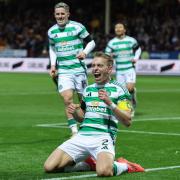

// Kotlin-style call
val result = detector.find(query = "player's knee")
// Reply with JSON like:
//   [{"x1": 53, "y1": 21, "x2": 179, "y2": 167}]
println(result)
[
  {"x1": 96, "y1": 166, "x2": 113, "y2": 177},
  {"x1": 127, "y1": 86, "x2": 134, "y2": 93},
  {"x1": 62, "y1": 96, "x2": 73, "y2": 105},
  {"x1": 126, "y1": 83, "x2": 135, "y2": 93},
  {"x1": 44, "y1": 162, "x2": 54, "y2": 173}
]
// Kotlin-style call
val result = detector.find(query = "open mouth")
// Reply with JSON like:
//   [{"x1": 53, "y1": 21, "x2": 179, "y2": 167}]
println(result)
[
  {"x1": 57, "y1": 19, "x2": 65, "y2": 23},
  {"x1": 94, "y1": 73, "x2": 101, "y2": 79},
  {"x1": 58, "y1": 19, "x2": 64, "y2": 22}
]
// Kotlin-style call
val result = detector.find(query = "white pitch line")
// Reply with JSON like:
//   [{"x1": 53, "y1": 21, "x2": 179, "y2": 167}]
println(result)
[
  {"x1": 41, "y1": 165, "x2": 180, "y2": 180},
  {"x1": 1, "y1": 88, "x2": 180, "y2": 96},
  {"x1": 0, "y1": 91, "x2": 56, "y2": 96},
  {"x1": 36, "y1": 118, "x2": 180, "y2": 136},
  {"x1": 37, "y1": 125, "x2": 68, "y2": 128},
  {"x1": 118, "y1": 129, "x2": 180, "y2": 136},
  {"x1": 36, "y1": 116, "x2": 180, "y2": 127},
  {"x1": 145, "y1": 165, "x2": 180, "y2": 172},
  {"x1": 42, "y1": 174, "x2": 97, "y2": 180},
  {"x1": 37, "y1": 124, "x2": 180, "y2": 136},
  {"x1": 138, "y1": 89, "x2": 180, "y2": 93},
  {"x1": 134, "y1": 116, "x2": 180, "y2": 121},
  {"x1": 36, "y1": 123, "x2": 68, "y2": 128}
]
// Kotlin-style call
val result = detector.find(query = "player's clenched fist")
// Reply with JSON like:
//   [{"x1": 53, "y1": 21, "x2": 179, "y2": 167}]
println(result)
[
  {"x1": 98, "y1": 89, "x2": 112, "y2": 106},
  {"x1": 68, "y1": 103, "x2": 80, "y2": 114}
]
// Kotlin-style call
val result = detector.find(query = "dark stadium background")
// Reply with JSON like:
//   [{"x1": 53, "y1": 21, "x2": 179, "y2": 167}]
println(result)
[{"x1": 0, "y1": 0, "x2": 179, "y2": 57}]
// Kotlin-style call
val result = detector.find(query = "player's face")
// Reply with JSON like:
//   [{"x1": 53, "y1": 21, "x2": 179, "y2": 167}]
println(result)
[
  {"x1": 54, "y1": 7, "x2": 69, "y2": 27},
  {"x1": 115, "y1": 23, "x2": 126, "y2": 37},
  {"x1": 92, "y1": 57, "x2": 112, "y2": 84}
]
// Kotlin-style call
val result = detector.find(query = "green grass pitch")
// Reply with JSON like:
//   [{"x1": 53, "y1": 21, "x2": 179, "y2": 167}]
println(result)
[{"x1": 0, "y1": 73, "x2": 180, "y2": 180}]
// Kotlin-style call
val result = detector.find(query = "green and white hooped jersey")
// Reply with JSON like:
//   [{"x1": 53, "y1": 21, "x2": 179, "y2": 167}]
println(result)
[
  {"x1": 48, "y1": 20, "x2": 89, "y2": 74},
  {"x1": 105, "y1": 36, "x2": 138, "y2": 74},
  {"x1": 79, "y1": 80, "x2": 131, "y2": 140}
]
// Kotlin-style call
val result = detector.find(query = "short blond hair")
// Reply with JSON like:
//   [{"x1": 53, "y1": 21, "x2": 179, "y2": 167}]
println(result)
[
  {"x1": 94, "y1": 51, "x2": 114, "y2": 67},
  {"x1": 54, "y1": 2, "x2": 70, "y2": 12}
]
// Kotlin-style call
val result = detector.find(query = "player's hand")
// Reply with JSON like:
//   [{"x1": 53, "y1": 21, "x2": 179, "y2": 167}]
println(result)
[
  {"x1": 50, "y1": 65, "x2": 57, "y2": 78},
  {"x1": 76, "y1": 51, "x2": 86, "y2": 60},
  {"x1": 132, "y1": 59, "x2": 137, "y2": 64},
  {"x1": 68, "y1": 103, "x2": 80, "y2": 114},
  {"x1": 98, "y1": 89, "x2": 112, "y2": 105}
]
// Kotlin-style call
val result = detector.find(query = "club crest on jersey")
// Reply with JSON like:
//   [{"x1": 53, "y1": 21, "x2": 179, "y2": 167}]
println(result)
[
  {"x1": 60, "y1": 41, "x2": 68, "y2": 46},
  {"x1": 91, "y1": 101, "x2": 99, "y2": 106}
]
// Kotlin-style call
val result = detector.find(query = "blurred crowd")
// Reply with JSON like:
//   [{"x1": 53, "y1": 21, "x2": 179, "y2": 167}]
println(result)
[{"x1": 0, "y1": 0, "x2": 180, "y2": 57}]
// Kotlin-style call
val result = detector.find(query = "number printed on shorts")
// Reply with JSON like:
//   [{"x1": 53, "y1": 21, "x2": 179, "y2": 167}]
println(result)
[
  {"x1": 101, "y1": 139, "x2": 109, "y2": 150},
  {"x1": 82, "y1": 80, "x2": 87, "y2": 89}
]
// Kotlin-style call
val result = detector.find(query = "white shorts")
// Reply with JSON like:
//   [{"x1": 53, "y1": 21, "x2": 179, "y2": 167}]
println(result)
[
  {"x1": 58, "y1": 134, "x2": 115, "y2": 163},
  {"x1": 116, "y1": 69, "x2": 136, "y2": 84},
  {"x1": 58, "y1": 73, "x2": 87, "y2": 94}
]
